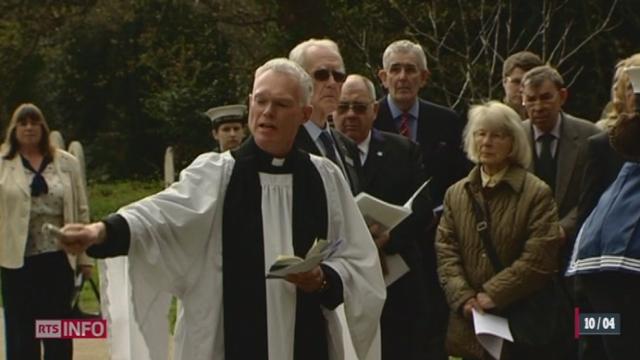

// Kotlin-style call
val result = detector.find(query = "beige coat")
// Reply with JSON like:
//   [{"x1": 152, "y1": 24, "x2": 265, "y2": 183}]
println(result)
[
  {"x1": 436, "y1": 165, "x2": 561, "y2": 359},
  {"x1": 0, "y1": 148, "x2": 90, "y2": 269}
]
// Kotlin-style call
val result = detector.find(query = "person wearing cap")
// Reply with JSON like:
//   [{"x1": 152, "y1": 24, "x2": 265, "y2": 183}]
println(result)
[
  {"x1": 55, "y1": 58, "x2": 385, "y2": 360},
  {"x1": 206, "y1": 104, "x2": 247, "y2": 152}
]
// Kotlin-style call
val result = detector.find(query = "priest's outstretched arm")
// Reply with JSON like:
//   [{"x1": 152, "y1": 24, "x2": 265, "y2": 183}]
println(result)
[{"x1": 59, "y1": 214, "x2": 343, "y2": 308}]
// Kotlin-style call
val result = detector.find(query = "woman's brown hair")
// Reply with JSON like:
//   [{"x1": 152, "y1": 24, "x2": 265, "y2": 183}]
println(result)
[{"x1": 2, "y1": 103, "x2": 55, "y2": 160}]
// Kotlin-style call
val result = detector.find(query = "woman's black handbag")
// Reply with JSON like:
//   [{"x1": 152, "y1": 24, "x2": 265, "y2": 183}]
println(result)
[{"x1": 465, "y1": 184, "x2": 571, "y2": 346}]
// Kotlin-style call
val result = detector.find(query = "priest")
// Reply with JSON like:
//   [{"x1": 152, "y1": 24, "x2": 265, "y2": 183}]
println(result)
[{"x1": 58, "y1": 58, "x2": 385, "y2": 360}]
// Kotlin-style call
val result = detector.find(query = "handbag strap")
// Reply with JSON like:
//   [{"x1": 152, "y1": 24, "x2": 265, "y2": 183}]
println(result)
[
  {"x1": 464, "y1": 183, "x2": 505, "y2": 272},
  {"x1": 72, "y1": 277, "x2": 101, "y2": 308}
]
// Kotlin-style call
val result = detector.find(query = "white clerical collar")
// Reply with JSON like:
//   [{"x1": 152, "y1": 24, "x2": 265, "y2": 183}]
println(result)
[
  {"x1": 357, "y1": 131, "x2": 372, "y2": 164},
  {"x1": 271, "y1": 157, "x2": 285, "y2": 167},
  {"x1": 481, "y1": 165, "x2": 509, "y2": 188}
]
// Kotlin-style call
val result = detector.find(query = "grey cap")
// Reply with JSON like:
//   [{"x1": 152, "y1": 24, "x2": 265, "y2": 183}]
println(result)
[{"x1": 205, "y1": 104, "x2": 247, "y2": 129}]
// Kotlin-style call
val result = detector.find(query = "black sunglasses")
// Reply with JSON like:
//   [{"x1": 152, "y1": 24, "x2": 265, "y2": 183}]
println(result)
[
  {"x1": 313, "y1": 68, "x2": 347, "y2": 83},
  {"x1": 336, "y1": 102, "x2": 373, "y2": 114}
]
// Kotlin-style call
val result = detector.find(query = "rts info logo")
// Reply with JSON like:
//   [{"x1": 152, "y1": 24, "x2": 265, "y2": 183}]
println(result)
[{"x1": 35, "y1": 319, "x2": 107, "y2": 339}]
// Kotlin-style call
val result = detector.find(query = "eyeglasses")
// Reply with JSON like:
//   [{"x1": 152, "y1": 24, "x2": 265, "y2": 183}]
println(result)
[
  {"x1": 336, "y1": 101, "x2": 373, "y2": 114},
  {"x1": 313, "y1": 68, "x2": 347, "y2": 83}
]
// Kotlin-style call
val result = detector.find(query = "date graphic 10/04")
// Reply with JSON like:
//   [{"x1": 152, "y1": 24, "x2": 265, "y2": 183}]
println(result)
[{"x1": 577, "y1": 312, "x2": 621, "y2": 336}]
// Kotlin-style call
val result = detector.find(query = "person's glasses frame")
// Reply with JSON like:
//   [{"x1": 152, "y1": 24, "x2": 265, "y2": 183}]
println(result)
[
  {"x1": 313, "y1": 68, "x2": 347, "y2": 83},
  {"x1": 336, "y1": 101, "x2": 375, "y2": 115}
]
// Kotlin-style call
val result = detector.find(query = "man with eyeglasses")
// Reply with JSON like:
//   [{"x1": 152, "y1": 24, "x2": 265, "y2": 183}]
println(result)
[
  {"x1": 334, "y1": 74, "x2": 431, "y2": 360},
  {"x1": 521, "y1": 65, "x2": 600, "y2": 245},
  {"x1": 521, "y1": 65, "x2": 600, "y2": 360},
  {"x1": 373, "y1": 39, "x2": 467, "y2": 360},
  {"x1": 289, "y1": 38, "x2": 361, "y2": 194},
  {"x1": 502, "y1": 51, "x2": 543, "y2": 120}
]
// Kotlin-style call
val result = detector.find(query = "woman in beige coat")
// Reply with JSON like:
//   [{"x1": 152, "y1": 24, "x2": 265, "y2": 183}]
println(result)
[
  {"x1": 436, "y1": 101, "x2": 563, "y2": 359},
  {"x1": 0, "y1": 103, "x2": 91, "y2": 359}
]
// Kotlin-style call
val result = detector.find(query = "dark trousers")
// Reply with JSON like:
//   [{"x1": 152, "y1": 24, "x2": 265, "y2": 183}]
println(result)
[
  {"x1": 380, "y1": 267, "x2": 431, "y2": 360},
  {"x1": 579, "y1": 271, "x2": 640, "y2": 360},
  {"x1": 1, "y1": 251, "x2": 74, "y2": 360}
]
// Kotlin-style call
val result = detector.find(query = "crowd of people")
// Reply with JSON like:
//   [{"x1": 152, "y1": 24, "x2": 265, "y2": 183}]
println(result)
[{"x1": 1, "y1": 37, "x2": 638, "y2": 360}]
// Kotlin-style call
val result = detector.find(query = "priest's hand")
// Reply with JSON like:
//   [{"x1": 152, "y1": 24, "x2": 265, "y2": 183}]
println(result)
[
  {"x1": 58, "y1": 222, "x2": 106, "y2": 255},
  {"x1": 286, "y1": 266, "x2": 325, "y2": 293}
]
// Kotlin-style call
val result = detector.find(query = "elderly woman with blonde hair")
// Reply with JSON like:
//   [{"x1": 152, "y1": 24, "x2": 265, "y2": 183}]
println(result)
[{"x1": 436, "y1": 101, "x2": 566, "y2": 359}]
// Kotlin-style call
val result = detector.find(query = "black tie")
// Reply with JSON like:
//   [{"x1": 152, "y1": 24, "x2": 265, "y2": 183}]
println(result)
[
  {"x1": 319, "y1": 131, "x2": 339, "y2": 165},
  {"x1": 537, "y1": 133, "x2": 556, "y2": 189}
]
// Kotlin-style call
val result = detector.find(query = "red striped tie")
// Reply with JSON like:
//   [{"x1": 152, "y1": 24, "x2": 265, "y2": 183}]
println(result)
[{"x1": 399, "y1": 112, "x2": 411, "y2": 138}]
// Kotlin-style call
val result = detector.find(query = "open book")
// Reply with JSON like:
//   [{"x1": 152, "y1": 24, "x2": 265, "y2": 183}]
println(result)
[
  {"x1": 354, "y1": 178, "x2": 431, "y2": 232},
  {"x1": 472, "y1": 308, "x2": 514, "y2": 360},
  {"x1": 266, "y1": 238, "x2": 341, "y2": 279}
]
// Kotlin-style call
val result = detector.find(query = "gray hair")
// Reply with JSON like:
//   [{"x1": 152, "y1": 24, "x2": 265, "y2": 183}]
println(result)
[
  {"x1": 345, "y1": 74, "x2": 377, "y2": 101},
  {"x1": 522, "y1": 65, "x2": 564, "y2": 89},
  {"x1": 463, "y1": 101, "x2": 532, "y2": 168},
  {"x1": 382, "y1": 40, "x2": 428, "y2": 70},
  {"x1": 288, "y1": 38, "x2": 343, "y2": 71},
  {"x1": 255, "y1": 58, "x2": 314, "y2": 106}
]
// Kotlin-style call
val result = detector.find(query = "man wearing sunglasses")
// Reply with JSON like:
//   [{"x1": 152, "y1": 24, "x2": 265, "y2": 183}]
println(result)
[
  {"x1": 334, "y1": 74, "x2": 431, "y2": 360},
  {"x1": 289, "y1": 38, "x2": 361, "y2": 194},
  {"x1": 374, "y1": 39, "x2": 468, "y2": 360}
]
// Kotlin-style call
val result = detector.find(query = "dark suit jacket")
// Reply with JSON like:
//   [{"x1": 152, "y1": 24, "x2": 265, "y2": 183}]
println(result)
[
  {"x1": 294, "y1": 124, "x2": 361, "y2": 194},
  {"x1": 577, "y1": 131, "x2": 625, "y2": 228},
  {"x1": 360, "y1": 129, "x2": 430, "y2": 359},
  {"x1": 361, "y1": 129, "x2": 428, "y2": 269},
  {"x1": 375, "y1": 98, "x2": 461, "y2": 349},
  {"x1": 374, "y1": 97, "x2": 469, "y2": 206},
  {"x1": 523, "y1": 113, "x2": 601, "y2": 240}
]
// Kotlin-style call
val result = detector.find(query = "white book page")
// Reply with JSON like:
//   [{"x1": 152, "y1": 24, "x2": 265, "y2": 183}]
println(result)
[
  {"x1": 472, "y1": 308, "x2": 514, "y2": 359},
  {"x1": 403, "y1": 177, "x2": 431, "y2": 209},
  {"x1": 383, "y1": 253, "x2": 410, "y2": 286},
  {"x1": 354, "y1": 193, "x2": 411, "y2": 232}
]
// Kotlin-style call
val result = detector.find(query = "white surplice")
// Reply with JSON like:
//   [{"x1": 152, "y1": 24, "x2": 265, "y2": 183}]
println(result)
[{"x1": 102, "y1": 151, "x2": 385, "y2": 360}]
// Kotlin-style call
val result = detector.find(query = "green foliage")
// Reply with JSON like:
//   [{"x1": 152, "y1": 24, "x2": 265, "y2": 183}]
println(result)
[
  {"x1": 40, "y1": 1, "x2": 237, "y2": 178},
  {"x1": 2, "y1": 0, "x2": 640, "y2": 177}
]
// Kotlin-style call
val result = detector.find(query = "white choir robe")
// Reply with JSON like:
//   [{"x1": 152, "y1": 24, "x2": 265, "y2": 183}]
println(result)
[{"x1": 100, "y1": 151, "x2": 386, "y2": 360}]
